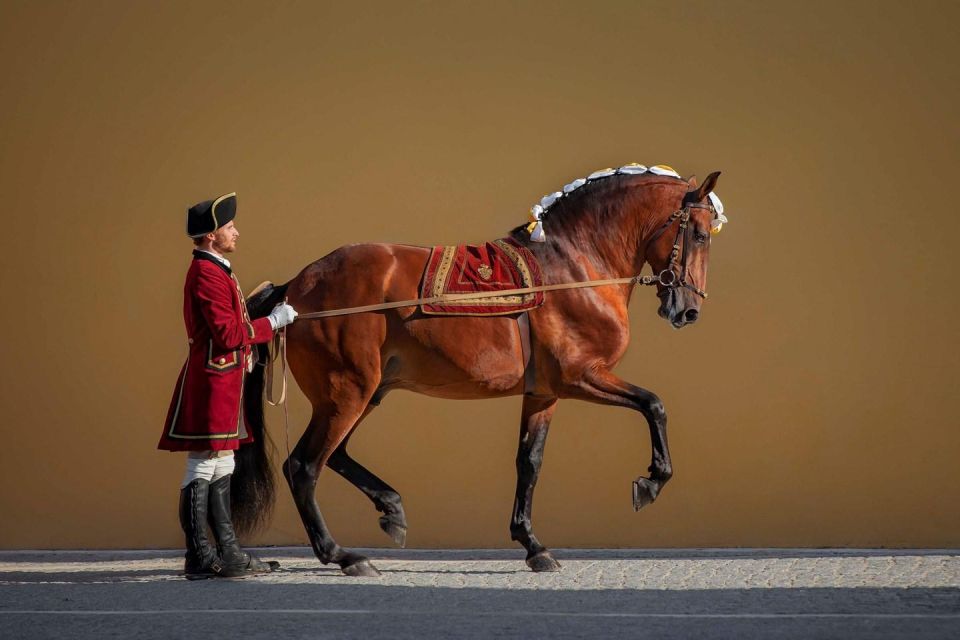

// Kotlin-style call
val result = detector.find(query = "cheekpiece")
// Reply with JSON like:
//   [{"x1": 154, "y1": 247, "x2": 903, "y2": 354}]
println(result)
[{"x1": 187, "y1": 192, "x2": 237, "y2": 237}]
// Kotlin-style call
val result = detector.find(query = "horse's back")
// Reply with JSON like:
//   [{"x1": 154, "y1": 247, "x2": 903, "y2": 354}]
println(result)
[
  {"x1": 285, "y1": 242, "x2": 526, "y2": 399},
  {"x1": 287, "y1": 243, "x2": 430, "y2": 309}
]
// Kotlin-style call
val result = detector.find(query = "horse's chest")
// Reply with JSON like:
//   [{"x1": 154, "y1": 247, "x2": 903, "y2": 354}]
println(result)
[{"x1": 541, "y1": 305, "x2": 631, "y2": 368}]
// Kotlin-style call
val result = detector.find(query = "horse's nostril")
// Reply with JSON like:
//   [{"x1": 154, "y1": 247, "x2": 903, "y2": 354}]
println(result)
[{"x1": 684, "y1": 309, "x2": 699, "y2": 323}]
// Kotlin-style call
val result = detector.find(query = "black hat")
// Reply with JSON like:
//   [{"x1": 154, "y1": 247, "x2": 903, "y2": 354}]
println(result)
[{"x1": 186, "y1": 192, "x2": 237, "y2": 237}]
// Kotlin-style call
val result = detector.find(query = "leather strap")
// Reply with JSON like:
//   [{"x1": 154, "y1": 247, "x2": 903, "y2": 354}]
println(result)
[
  {"x1": 266, "y1": 322, "x2": 287, "y2": 407},
  {"x1": 296, "y1": 274, "x2": 645, "y2": 320},
  {"x1": 516, "y1": 312, "x2": 535, "y2": 394},
  {"x1": 294, "y1": 205, "x2": 714, "y2": 322}
]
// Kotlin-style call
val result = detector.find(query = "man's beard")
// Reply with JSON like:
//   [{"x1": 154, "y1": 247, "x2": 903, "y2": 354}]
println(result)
[{"x1": 213, "y1": 238, "x2": 235, "y2": 253}]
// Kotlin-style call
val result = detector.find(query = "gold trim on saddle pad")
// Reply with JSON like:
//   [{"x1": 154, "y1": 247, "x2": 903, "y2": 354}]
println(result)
[{"x1": 422, "y1": 239, "x2": 541, "y2": 316}]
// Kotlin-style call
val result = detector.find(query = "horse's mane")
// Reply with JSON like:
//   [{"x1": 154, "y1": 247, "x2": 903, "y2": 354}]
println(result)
[{"x1": 509, "y1": 167, "x2": 689, "y2": 239}]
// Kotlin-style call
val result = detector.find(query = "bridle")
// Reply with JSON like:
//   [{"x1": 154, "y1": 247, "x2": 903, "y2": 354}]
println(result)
[{"x1": 639, "y1": 202, "x2": 714, "y2": 299}]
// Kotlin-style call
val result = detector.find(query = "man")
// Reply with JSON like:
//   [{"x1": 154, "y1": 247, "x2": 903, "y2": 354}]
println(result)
[{"x1": 158, "y1": 192, "x2": 298, "y2": 579}]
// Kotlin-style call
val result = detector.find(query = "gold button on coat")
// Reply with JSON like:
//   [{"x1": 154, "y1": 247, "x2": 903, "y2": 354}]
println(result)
[{"x1": 218, "y1": 357, "x2": 226, "y2": 364}]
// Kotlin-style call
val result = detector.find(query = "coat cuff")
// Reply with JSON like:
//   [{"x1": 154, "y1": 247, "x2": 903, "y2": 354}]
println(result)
[{"x1": 249, "y1": 316, "x2": 274, "y2": 344}]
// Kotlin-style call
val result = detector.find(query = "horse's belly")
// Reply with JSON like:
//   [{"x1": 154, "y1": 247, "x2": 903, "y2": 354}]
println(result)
[{"x1": 389, "y1": 315, "x2": 525, "y2": 396}]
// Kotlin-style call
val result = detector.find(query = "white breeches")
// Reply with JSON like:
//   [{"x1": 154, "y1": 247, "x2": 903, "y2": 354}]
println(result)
[{"x1": 181, "y1": 451, "x2": 235, "y2": 488}]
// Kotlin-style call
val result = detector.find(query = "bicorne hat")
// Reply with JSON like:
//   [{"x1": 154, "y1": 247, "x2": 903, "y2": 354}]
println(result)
[{"x1": 186, "y1": 192, "x2": 237, "y2": 237}]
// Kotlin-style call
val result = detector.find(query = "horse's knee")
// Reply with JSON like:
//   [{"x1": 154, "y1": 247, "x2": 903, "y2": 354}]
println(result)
[{"x1": 640, "y1": 394, "x2": 666, "y2": 424}]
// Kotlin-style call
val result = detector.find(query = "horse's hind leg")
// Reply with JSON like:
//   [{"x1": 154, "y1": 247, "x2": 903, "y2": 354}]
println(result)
[
  {"x1": 510, "y1": 395, "x2": 561, "y2": 572},
  {"x1": 327, "y1": 415, "x2": 408, "y2": 547},
  {"x1": 284, "y1": 383, "x2": 382, "y2": 577}
]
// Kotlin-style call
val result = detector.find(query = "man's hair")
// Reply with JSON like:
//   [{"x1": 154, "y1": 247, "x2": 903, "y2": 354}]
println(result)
[{"x1": 192, "y1": 235, "x2": 205, "y2": 246}]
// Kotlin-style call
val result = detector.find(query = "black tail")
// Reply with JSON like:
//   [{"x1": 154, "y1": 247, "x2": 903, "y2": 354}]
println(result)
[{"x1": 232, "y1": 281, "x2": 290, "y2": 536}]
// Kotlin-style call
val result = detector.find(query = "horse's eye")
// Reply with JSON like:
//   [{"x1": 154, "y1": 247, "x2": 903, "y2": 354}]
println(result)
[{"x1": 694, "y1": 231, "x2": 709, "y2": 245}]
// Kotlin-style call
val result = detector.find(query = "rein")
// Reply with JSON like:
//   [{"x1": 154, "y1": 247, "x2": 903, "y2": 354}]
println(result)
[
  {"x1": 294, "y1": 273, "x2": 663, "y2": 320},
  {"x1": 265, "y1": 306, "x2": 294, "y2": 491},
  {"x1": 293, "y1": 204, "x2": 711, "y2": 322}
]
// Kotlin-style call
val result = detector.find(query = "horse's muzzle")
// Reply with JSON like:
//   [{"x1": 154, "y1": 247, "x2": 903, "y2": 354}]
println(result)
[{"x1": 659, "y1": 289, "x2": 699, "y2": 329}]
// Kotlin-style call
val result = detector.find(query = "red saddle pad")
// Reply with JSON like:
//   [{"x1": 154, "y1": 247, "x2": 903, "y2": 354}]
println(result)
[{"x1": 419, "y1": 238, "x2": 544, "y2": 316}]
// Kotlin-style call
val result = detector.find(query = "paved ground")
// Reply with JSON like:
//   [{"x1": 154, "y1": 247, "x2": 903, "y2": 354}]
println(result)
[{"x1": 1, "y1": 548, "x2": 958, "y2": 639}]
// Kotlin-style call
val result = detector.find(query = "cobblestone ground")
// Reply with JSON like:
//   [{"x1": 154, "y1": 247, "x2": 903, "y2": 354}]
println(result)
[{"x1": 1, "y1": 549, "x2": 958, "y2": 639}]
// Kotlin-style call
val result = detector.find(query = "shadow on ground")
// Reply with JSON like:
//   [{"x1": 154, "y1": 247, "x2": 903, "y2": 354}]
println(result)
[{"x1": 1, "y1": 549, "x2": 958, "y2": 639}]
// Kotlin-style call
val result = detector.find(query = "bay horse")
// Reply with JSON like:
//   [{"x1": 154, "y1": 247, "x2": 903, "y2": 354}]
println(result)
[{"x1": 234, "y1": 168, "x2": 722, "y2": 576}]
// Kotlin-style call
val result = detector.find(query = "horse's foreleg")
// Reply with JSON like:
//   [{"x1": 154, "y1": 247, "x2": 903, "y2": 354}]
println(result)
[
  {"x1": 510, "y1": 394, "x2": 560, "y2": 572},
  {"x1": 327, "y1": 420, "x2": 408, "y2": 548},
  {"x1": 572, "y1": 370, "x2": 672, "y2": 511},
  {"x1": 284, "y1": 397, "x2": 381, "y2": 577}
]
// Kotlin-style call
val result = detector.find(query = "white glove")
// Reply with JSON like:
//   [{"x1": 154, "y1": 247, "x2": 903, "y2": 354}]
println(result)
[{"x1": 268, "y1": 302, "x2": 298, "y2": 330}]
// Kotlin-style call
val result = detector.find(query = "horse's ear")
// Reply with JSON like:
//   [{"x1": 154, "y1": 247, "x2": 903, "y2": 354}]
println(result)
[
  {"x1": 685, "y1": 175, "x2": 698, "y2": 188},
  {"x1": 686, "y1": 171, "x2": 720, "y2": 203},
  {"x1": 698, "y1": 171, "x2": 721, "y2": 199}
]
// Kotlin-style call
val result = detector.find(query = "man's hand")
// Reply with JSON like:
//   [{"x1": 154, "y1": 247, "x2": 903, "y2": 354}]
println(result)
[{"x1": 268, "y1": 302, "x2": 298, "y2": 330}]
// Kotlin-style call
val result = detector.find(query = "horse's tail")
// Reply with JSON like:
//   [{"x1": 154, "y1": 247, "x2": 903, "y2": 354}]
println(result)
[{"x1": 232, "y1": 280, "x2": 290, "y2": 536}]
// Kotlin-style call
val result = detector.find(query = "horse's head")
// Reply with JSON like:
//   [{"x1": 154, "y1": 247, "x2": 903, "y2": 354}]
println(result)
[{"x1": 646, "y1": 171, "x2": 721, "y2": 329}]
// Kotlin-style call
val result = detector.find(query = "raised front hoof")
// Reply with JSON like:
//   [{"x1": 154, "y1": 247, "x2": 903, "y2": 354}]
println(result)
[
  {"x1": 632, "y1": 477, "x2": 661, "y2": 511},
  {"x1": 340, "y1": 557, "x2": 382, "y2": 577},
  {"x1": 526, "y1": 551, "x2": 561, "y2": 572},
  {"x1": 379, "y1": 516, "x2": 408, "y2": 548}
]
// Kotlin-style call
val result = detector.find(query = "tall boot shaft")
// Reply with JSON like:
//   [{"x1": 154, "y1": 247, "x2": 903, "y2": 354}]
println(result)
[
  {"x1": 179, "y1": 479, "x2": 217, "y2": 578},
  {"x1": 207, "y1": 474, "x2": 278, "y2": 576},
  {"x1": 207, "y1": 475, "x2": 243, "y2": 564}
]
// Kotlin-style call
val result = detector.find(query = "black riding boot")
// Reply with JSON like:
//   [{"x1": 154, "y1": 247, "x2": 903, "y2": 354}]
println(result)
[
  {"x1": 207, "y1": 475, "x2": 280, "y2": 577},
  {"x1": 179, "y1": 479, "x2": 219, "y2": 580}
]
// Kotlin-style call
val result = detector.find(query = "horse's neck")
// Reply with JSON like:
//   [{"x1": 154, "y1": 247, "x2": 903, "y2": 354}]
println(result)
[{"x1": 551, "y1": 187, "x2": 676, "y2": 279}]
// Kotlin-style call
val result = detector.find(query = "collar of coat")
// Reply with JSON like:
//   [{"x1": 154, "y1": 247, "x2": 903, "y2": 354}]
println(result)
[{"x1": 192, "y1": 249, "x2": 232, "y2": 276}]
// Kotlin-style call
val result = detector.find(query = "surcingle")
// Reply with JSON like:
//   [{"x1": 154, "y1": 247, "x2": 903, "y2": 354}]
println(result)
[{"x1": 419, "y1": 238, "x2": 544, "y2": 316}]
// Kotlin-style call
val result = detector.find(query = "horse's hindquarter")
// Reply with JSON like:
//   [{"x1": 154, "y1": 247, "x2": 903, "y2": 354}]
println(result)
[{"x1": 285, "y1": 243, "x2": 526, "y2": 401}]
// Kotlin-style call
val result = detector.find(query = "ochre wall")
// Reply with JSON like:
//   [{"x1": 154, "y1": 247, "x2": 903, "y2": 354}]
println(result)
[{"x1": 0, "y1": 1, "x2": 957, "y2": 550}]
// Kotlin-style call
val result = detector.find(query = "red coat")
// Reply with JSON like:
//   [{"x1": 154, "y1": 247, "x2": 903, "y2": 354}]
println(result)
[{"x1": 158, "y1": 251, "x2": 274, "y2": 452}]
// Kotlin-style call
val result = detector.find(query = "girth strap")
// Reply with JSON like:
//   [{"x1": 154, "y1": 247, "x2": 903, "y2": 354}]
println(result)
[{"x1": 516, "y1": 312, "x2": 535, "y2": 394}]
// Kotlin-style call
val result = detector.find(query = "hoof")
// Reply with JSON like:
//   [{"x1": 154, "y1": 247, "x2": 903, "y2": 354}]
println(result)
[
  {"x1": 379, "y1": 516, "x2": 408, "y2": 548},
  {"x1": 526, "y1": 551, "x2": 561, "y2": 572},
  {"x1": 632, "y1": 477, "x2": 661, "y2": 511},
  {"x1": 341, "y1": 557, "x2": 381, "y2": 577}
]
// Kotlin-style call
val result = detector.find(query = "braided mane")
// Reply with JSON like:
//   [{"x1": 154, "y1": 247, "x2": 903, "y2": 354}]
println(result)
[{"x1": 512, "y1": 164, "x2": 689, "y2": 239}]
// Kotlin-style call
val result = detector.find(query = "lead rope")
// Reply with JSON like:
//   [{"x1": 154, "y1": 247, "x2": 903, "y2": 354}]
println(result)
[
  {"x1": 266, "y1": 300, "x2": 294, "y2": 490},
  {"x1": 263, "y1": 274, "x2": 661, "y2": 488},
  {"x1": 262, "y1": 207, "x2": 709, "y2": 480},
  {"x1": 294, "y1": 273, "x2": 665, "y2": 320}
]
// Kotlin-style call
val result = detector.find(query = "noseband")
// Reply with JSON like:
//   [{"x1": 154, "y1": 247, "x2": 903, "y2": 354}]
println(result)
[{"x1": 636, "y1": 203, "x2": 713, "y2": 299}]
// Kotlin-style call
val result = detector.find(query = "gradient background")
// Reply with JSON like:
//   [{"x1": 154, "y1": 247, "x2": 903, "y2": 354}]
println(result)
[{"x1": 0, "y1": 0, "x2": 957, "y2": 550}]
